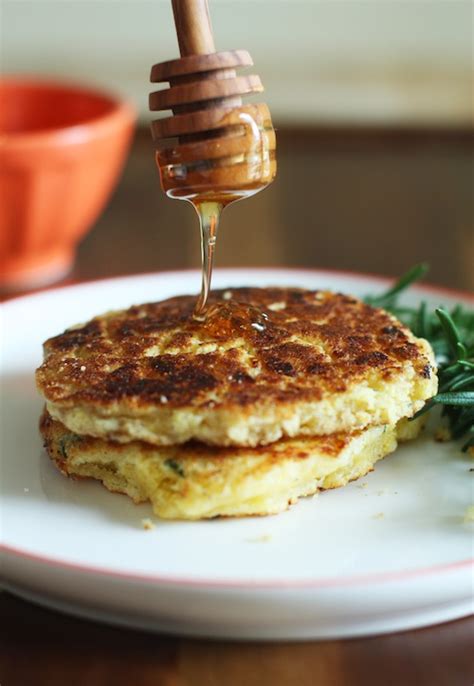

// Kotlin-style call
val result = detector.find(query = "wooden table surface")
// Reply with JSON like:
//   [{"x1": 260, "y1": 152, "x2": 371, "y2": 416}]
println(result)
[{"x1": 1, "y1": 127, "x2": 473, "y2": 686}]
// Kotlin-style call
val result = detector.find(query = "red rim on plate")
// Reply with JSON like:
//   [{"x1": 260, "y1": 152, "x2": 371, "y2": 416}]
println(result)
[
  {"x1": 1, "y1": 266, "x2": 473, "y2": 307},
  {"x1": 2, "y1": 544, "x2": 472, "y2": 590}
]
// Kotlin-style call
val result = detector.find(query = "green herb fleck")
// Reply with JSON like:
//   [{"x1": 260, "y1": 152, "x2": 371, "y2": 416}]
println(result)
[
  {"x1": 58, "y1": 433, "x2": 81, "y2": 459},
  {"x1": 164, "y1": 459, "x2": 185, "y2": 478}
]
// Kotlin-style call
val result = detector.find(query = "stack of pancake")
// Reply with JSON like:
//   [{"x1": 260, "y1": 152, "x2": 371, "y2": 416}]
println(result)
[{"x1": 36, "y1": 287, "x2": 437, "y2": 519}]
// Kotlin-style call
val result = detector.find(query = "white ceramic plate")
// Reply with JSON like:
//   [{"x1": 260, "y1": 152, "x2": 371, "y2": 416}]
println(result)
[{"x1": 1, "y1": 269, "x2": 473, "y2": 640}]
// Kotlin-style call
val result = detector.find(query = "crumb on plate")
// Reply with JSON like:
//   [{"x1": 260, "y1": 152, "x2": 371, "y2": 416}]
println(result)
[
  {"x1": 141, "y1": 518, "x2": 155, "y2": 530},
  {"x1": 434, "y1": 427, "x2": 452, "y2": 442},
  {"x1": 246, "y1": 534, "x2": 272, "y2": 543}
]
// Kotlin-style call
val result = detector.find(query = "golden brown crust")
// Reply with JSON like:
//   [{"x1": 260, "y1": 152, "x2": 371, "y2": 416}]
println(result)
[{"x1": 36, "y1": 287, "x2": 434, "y2": 410}]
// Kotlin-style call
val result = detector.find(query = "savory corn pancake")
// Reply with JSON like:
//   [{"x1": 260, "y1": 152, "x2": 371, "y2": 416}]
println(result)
[
  {"x1": 40, "y1": 410, "x2": 424, "y2": 520},
  {"x1": 36, "y1": 288, "x2": 437, "y2": 447}
]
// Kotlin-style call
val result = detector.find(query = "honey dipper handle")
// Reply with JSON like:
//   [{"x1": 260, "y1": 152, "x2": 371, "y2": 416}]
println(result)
[{"x1": 171, "y1": 0, "x2": 216, "y2": 56}]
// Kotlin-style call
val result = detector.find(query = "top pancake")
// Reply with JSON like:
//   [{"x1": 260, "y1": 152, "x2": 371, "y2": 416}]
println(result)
[{"x1": 36, "y1": 287, "x2": 437, "y2": 446}]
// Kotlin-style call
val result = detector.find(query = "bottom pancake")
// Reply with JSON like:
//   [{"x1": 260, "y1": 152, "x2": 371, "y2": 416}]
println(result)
[{"x1": 40, "y1": 410, "x2": 424, "y2": 520}]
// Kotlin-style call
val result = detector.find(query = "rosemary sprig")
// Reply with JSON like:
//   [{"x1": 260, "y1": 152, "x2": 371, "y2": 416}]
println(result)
[
  {"x1": 365, "y1": 263, "x2": 429, "y2": 310},
  {"x1": 365, "y1": 265, "x2": 474, "y2": 452}
]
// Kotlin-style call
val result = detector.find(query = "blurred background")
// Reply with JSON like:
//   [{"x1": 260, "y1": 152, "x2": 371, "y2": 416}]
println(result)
[{"x1": 2, "y1": 0, "x2": 473, "y2": 291}]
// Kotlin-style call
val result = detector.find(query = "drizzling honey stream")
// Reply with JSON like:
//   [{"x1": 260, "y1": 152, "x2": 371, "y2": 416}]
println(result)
[{"x1": 149, "y1": 0, "x2": 277, "y2": 318}]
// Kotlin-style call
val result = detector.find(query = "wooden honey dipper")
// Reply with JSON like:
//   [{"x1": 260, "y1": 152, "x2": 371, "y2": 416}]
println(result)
[{"x1": 149, "y1": 0, "x2": 277, "y2": 317}]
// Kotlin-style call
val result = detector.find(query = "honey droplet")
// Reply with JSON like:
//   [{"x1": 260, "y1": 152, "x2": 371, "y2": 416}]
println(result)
[{"x1": 194, "y1": 299, "x2": 269, "y2": 339}]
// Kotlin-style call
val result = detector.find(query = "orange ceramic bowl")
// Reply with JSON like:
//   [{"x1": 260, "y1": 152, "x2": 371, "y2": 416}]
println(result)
[{"x1": 0, "y1": 77, "x2": 136, "y2": 289}]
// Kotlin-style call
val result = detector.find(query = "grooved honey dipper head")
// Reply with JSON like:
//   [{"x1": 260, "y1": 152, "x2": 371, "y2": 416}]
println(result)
[{"x1": 149, "y1": 47, "x2": 277, "y2": 201}]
